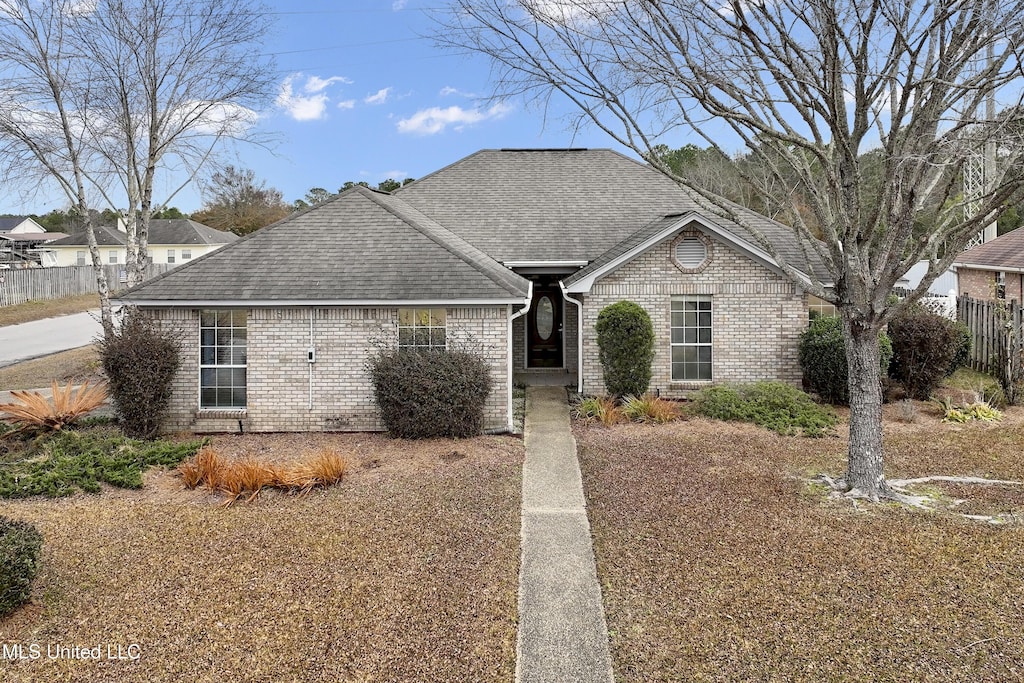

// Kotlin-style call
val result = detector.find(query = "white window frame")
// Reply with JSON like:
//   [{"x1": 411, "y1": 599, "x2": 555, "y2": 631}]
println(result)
[
  {"x1": 199, "y1": 310, "x2": 247, "y2": 409},
  {"x1": 671, "y1": 295, "x2": 712, "y2": 382},
  {"x1": 397, "y1": 308, "x2": 447, "y2": 350},
  {"x1": 167, "y1": 249, "x2": 175, "y2": 264},
  {"x1": 808, "y1": 294, "x2": 837, "y2": 321},
  {"x1": 181, "y1": 249, "x2": 192, "y2": 261},
  {"x1": 108, "y1": 250, "x2": 118, "y2": 264},
  {"x1": 76, "y1": 251, "x2": 86, "y2": 266}
]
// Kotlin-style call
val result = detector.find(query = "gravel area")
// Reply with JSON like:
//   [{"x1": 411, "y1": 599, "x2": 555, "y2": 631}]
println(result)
[
  {"x1": 0, "y1": 432, "x2": 524, "y2": 682},
  {"x1": 577, "y1": 408, "x2": 1024, "y2": 682}
]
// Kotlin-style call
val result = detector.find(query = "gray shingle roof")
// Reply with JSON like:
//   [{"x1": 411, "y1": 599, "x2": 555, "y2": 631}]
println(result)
[
  {"x1": 954, "y1": 229, "x2": 1024, "y2": 271},
  {"x1": 46, "y1": 219, "x2": 237, "y2": 247},
  {"x1": 395, "y1": 148, "x2": 824, "y2": 277},
  {"x1": 119, "y1": 186, "x2": 530, "y2": 303}
]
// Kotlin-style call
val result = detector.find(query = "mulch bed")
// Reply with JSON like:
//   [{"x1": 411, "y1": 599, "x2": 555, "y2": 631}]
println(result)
[
  {"x1": 0, "y1": 432, "x2": 524, "y2": 683},
  {"x1": 577, "y1": 409, "x2": 1024, "y2": 682}
]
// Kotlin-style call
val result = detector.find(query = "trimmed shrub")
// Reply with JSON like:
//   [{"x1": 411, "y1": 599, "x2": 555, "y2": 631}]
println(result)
[
  {"x1": 369, "y1": 348, "x2": 492, "y2": 438},
  {"x1": 97, "y1": 309, "x2": 181, "y2": 439},
  {"x1": 888, "y1": 307, "x2": 959, "y2": 400},
  {"x1": 0, "y1": 516, "x2": 43, "y2": 617},
  {"x1": 692, "y1": 381, "x2": 838, "y2": 437},
  {"x1": 798, "y1": 316, "x2": 892, "y2": 405},
  {"x1": 596, "y1": 300, "x2": 655, "y2": 397}
]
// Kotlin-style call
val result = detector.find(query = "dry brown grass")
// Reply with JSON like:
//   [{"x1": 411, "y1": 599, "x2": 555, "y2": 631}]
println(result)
[
  {"x1": 0, "y1": 380, "x2": 108, "y2": 432},
  {"x1": 0, "y1": 294, "x2": 98, "y2": 327},
  {"x1": 0, "y1": 432, "x2": 523, "y2": 682},
  {"x1": 577, "y1": 408, "x2": 1024, "y2": 682},
  {"x1": 0, "y1": 345, "x2": 103, "y2": 392}
]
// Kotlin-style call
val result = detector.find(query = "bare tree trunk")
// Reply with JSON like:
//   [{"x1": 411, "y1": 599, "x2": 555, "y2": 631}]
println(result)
[{"x1": 843, "y1": 314, "x2": 886, "y2": 500}]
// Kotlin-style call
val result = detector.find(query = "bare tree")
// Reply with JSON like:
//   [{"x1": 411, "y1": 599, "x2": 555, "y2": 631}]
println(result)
[
  {"x1": 439, "y1": 0, "x2": 1024, "y2": 500},
  {"x1": 191, "y1": 166, "x2": 291, "y2": 235},
  {"x1": 0, "y1": 0, "x2": 275, "y2": 334}
]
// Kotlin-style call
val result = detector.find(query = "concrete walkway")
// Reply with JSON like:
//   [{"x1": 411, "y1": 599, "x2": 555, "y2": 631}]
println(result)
[{"x1": 516, "y1": 386, "x2": 614, "y2": 683}]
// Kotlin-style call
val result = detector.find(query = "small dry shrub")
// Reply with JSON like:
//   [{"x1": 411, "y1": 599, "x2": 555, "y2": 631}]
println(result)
[
  {"x1": 282, "y1": 448, "x2": 347, "y2": 494},
  {"x1": 895, "y1": 399, "x2": 918, "y2": 424},
  {"x1": 0, "y1": 380, "x2": 108, "y2": 434},
  {"x1": 621, "y1": 394, "x2": 679, "y2": 424}
]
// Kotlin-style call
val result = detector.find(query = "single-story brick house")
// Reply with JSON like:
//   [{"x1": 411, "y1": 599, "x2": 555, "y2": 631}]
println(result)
[
  {"x1": 118, "y1": 149, "x2": 825, "y2": 434},
  {"x1": 954, "y1": 228, "x2": 1024, "y2": 301}
]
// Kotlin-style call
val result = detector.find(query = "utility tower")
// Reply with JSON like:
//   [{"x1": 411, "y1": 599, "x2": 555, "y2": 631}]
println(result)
[{"x1": 963, "y1": 44, "x2": 999, "y2": 250}]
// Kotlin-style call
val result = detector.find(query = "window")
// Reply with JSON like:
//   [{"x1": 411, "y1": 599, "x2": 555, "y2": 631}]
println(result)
[
  {"x1": 167, "y1": 249, "x2": 175, "y2": 264},
  {"x1": 200, "y1": 310, "x2": 247, "y2": 409},
  {"x1": 182, "y1": 249, "x2": 192, "y2": 261},
  {"x1": 76, "y1": 251, "x2": 86, "y2": 266},
  {"x1": 671, "y1": 295, "x2": 712, "y2": 381},
  {"x1": 108, "y1": 251, "x2": 118, "y2": 264},
  {"x1": 398, "y1": 308, "x2": 446, "y2": 350},
  {"x1": 997, "y1": 271, "x2": 1007, "y2": 300},
  {"x1": 808, "y1": 294, "x2": 837, "y2": 321}
]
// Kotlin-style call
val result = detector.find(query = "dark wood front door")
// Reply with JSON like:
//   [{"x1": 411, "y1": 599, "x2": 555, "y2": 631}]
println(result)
[{"x1": 527, "y1": 282, "x2": 563, "y2": 368}]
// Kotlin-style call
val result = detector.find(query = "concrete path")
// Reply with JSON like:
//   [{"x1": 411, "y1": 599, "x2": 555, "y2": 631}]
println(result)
[{"x1": 516, "y1": 386, "x2": 615, "y2": 683}]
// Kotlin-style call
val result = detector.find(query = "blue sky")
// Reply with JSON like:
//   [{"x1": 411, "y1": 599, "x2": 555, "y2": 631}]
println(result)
[{"x1": 4, "y1": 0, "x2": 652, "y2": 216}]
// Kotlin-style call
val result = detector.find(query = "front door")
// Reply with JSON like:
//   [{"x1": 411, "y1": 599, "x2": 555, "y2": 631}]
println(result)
[{"x1": 527, "y1": 281, "x2": 563, "y2": 368}]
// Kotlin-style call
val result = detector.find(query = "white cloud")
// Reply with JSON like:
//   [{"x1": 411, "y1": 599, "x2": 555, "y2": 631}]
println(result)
[
  {"x1": 337, "y1": 99, "x2": 356, "y2": 110},
  {"x1": 304, "y1": 75, "x2": 352, "y2": 94},
  {"x1": 178, "y1": 101, "x2": 259, "y2": 136},
  {"x1": 392, "y1": 0, "x2": 408, "y2": 9},
  {"x1": 364, "y1": 87, "x2": 392, "y2": 105},
  {"x1": 277, "y1": 73, "x2": 352, "y2": 121},
  {"x1": 396, "y1": 102, "x2": 513, "y2": 135},
  {"x1": 439, "y1": 86, "x2": 475, "y2": 98}
]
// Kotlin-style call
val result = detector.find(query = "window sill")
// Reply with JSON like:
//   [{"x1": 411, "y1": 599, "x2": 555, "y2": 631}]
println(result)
[
  {"x1": 196, "y1": 408, "x2": 247, "y2": 419},
  {"x1": 670, "y1": 381, "x2": 713, "y2": 391}
]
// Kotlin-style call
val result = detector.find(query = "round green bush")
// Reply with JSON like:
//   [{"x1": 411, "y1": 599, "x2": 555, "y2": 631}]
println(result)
[
  {"x1": 368, "y1": 348, "x2": 493, "y2": 438},
  {"x1": 888, "y1": 307, "x2": 960, "y2": 399},
  {"x1": 596, "y1": 300, "x2": 655, "y2": 397},
  {"x1": 692, "y1": 381, "x2": 837, "y2": 437},
  {"x1": 0, "y1": 516, "x2": 42, "y2": 618},
  {"x1": 798, "y1": 316, "x2": 892, "y2": 405}
]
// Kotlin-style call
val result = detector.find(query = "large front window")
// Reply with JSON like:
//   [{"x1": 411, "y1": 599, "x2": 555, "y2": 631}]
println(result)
[
  {"x1": 671, "y1": 295, "x2": 712, "y2": 381},
  {"x1": 398, "y1": 308, "x2": 446, "y2": 350},
  {"x1": 200, "y1": 310, "x2": 247, "y2": 409}
]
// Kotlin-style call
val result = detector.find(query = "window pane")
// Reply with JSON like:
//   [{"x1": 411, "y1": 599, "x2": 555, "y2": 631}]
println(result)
[
  {"x1": 201, "y1": 311, "x2": 217, "y2": 327},
  {"x1": 671, "y1": 311, "x2": 683, "y2": 327},
  {"x1": 430, "y1": 309, "x2": 446, "y2": 326},
  {"x1": 399, "y1": 327, "x2": 412, "y2": 346},
  {"x1": 672, "y1": 346, "x2": 686, "y2": 363},
  {"x1": 201, "y1": 348, "x2": 216, "y2": 365},
  {"x1": 698, "y1": 347, "x2": 712, "y2": 364},
  {"x1": 698, "y1": 311, "x2": 711, "y2": 327},
  {"x1": 683, "y1": 328, "x2": 696, "y2": 344},
  {"x1": 430, "y1": 328, "x2": 446, "y2": 347},
  {"x1": 671, "y1": 328, "x2": 684, "y2": 344},
  {"x1": 697, "y1": 363, "x2": 712, "y2": 381},
  {"x1": 698, "y1": 328, "x2": 711, "y2": 344},
  {"x1": 201, "y1": 388, "x2": 217, "y2": 406},
  {"x1": 216, "y1": 347, "x2": 232, "y2": 365},
  {"x1": 200, "y1": 368, "x2": 215, "y2": 385},
  {"x1": 414, "y1": 328, "x2": 430, "y2": 346},
  {"x1": 399, "y1": 309, "x2": 413, "y2": 326},
  {"x1": 685, "y1": 300, "x2": 698, "y2": 312},
  {"x1": 684, "y1": 312, "x2": 696, "y2": 327},
  {"x1": 232, "y1": 347, "x2": 247, "y2": 365}
]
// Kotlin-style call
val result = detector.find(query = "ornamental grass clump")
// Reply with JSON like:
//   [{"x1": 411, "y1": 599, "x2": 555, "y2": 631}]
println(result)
[
  {"x1": 0, "y1": 516, "x2": 42, "y2": 618},
  {"x1": 621, "y1": 394, "x2": 680, "y2": 424},
  {"x1": 178, "y1": 447, "x2": 348, "y2": 505},
  {"x1": 574, "y1": 396, "x2": 623, "y2": 426},
  {"x1": 0, "y1": 380, "x2": 108, "y2": 434}
]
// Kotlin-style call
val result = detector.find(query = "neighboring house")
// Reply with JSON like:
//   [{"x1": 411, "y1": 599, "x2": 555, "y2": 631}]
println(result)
[
  {"x1": 118, "y1": 148, "x2": 825, "y2": 435},
  {"x1": 43, "y1": 219, "x2": 237, "y2": 267},
  {"x1": 953, "y1": 228, "x2": 1024, "y2": 301},
  {"x1": 0, "y1": 216, "x2": 67, "y2": 267}
]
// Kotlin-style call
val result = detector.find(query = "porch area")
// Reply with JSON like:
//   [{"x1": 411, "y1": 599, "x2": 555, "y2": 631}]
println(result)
[{"x1": 514, "y1": 369, "x2": 578, "y2": 387}]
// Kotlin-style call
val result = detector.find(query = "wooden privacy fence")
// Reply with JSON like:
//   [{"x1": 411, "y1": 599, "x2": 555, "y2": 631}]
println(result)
[
  {"x1": 0, "y1": 264, "x2": 172, "y2": 307},
  {"x1": 957, "y1": 295, "x2": 1024, "y2": 376}
]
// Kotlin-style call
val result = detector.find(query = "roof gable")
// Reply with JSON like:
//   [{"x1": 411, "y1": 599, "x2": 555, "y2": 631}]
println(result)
[{"x1": 119, "y1": 186, "x2": 530, "y2": 304}]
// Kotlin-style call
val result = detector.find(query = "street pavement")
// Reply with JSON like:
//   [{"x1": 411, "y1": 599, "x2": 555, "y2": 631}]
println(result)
[{"x1": 0, "y1": 310, "x2": 103, "y2": 367}]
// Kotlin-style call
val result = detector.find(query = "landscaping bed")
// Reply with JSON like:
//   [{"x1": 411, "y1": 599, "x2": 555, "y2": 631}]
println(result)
[
  {"x1": 0, "y1": 432, "x2": 523, "y2": 682},
  {"x1": 577, "y1": 406, "x2": 1024, "y2": 682}
]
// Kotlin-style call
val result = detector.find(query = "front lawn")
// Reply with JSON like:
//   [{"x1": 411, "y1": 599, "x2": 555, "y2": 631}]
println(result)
[
  {"x1": 577, "y1": 409, "x2": 1024, "y2": 682},
  {"x1": 0, "y1": 433, "x2": 523, "y2": 683}
]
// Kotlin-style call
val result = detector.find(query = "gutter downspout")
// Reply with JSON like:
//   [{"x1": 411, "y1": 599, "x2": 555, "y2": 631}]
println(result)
[
  {"x1": 309, "y1": 308, "x2": 314, "y2": 410},
  {"x1": 560, "y1": 281, "x2": 584, "y2": 394},
  {"x1": 508, "y1": 281, "x2": 534, "y2": 432}
]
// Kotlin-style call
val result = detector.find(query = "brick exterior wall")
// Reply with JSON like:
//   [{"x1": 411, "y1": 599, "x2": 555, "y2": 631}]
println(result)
[
  {"x1": 511, "y1": 293, "x2": 579, "y2": 372},
  {"x1": 146, "y1": 305, "x2": 511, "y2": 434},
  {"x1": 578, "y1": 228, "x2": 806, "y2": 396},
  {"x1": 958, "y1": 267, "x2": 1024, "y2": 301}
]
